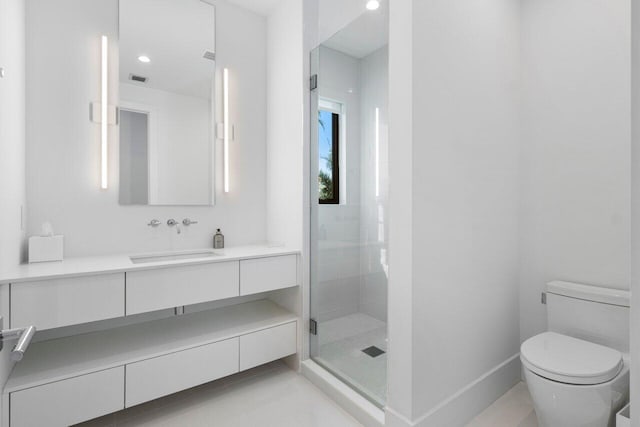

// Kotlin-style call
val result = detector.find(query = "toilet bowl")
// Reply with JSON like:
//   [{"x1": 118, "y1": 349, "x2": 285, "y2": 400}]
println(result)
[
  {"x1": 521, "y1": 281, "x2": 630, "y2": 427},
  {"x1": 521, "y1": 332, "x2": 629, "y2": 427}
]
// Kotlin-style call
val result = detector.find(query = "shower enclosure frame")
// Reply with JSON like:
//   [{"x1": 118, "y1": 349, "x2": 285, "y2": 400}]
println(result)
[{"x1": 307, "y1": 42, "x2": 389, "y2": 409}]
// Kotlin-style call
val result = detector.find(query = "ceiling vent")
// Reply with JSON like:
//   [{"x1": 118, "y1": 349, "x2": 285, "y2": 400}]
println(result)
[
  {"x1": 202, "y1": 50, "x2": 216, "y2": 61},
  {"x1": 129, "y1": 74, "x2": 148, "y2": 83}
]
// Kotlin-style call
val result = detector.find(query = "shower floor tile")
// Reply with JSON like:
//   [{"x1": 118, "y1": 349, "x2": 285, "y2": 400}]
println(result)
[
  {"x1": 318, "y1": 313, "x2": 386, "y2": 346},
  {"x1": 315, "y1": 314, "x2": 387, "y2": 407}
]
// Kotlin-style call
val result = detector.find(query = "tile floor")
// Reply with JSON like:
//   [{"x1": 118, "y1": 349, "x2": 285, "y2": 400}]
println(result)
[
  {"x1": 315, "y1": 313, "x2": 388, "y2": 407},
  {"x1": 466, "y1": 382, "x2": 538, "y2": 427},
  {"x1": 76, "y1": 357, "x2": 536, "y2": 427},
  {"x1": 76, "y1": 362, "x2": 361, "y2": 427}
]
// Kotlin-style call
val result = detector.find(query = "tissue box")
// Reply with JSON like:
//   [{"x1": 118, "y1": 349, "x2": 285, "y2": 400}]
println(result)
[{"x1": 28, "y1": 235, "x2": 64, "y2": 263}]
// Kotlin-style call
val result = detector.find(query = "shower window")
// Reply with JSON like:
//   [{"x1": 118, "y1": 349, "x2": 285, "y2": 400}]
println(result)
[{"x1": 318, "y1": 108, "x2": 340, "y2": 204}]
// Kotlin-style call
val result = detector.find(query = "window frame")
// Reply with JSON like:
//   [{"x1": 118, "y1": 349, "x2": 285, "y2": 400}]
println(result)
[{"x1": 319, "y1": 110, "x2": 340, "y2": 204}]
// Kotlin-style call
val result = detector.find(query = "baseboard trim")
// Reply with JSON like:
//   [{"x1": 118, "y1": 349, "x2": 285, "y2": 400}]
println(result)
[
  {"x1": 386, "y1": 353, "x2": 521, "y2": 427},
  {"x1": 385, "y1": 406, "x2": 415, "y2": 427},
  {"x1": 416, "y1": 353, "x2": 521, "y2": 427},
  {"x1": 301, "y1": 359, "x2": 385, "y2": 427}
]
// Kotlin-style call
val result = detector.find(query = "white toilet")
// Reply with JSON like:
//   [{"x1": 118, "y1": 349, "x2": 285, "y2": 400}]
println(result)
[{"x1": 521, "y1": 281, "x2": 629, "y2": 427}]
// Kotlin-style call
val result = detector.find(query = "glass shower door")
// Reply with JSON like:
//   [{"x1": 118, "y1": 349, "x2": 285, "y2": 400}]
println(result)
[{"x1": 309, "y1": 3, "x2": 389, "y2": 408}]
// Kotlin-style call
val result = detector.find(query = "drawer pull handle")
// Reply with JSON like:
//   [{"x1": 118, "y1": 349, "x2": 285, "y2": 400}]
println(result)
[{"x1": 1, "y1": 325, "x2": 36, "y2": 361}]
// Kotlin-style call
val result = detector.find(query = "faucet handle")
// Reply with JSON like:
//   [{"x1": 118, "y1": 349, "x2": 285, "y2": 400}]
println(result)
[
  {"x1": 147, "y1": 219, "x2": 161, "y2": 227},
  {"x1": 182, "y1": 218, "x2": 198, "y2": 226}
]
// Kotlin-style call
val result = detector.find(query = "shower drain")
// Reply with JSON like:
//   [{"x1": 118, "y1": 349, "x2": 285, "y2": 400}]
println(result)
[{"x1": 362, "y1": 346, "x2": 386, "y2": 358}]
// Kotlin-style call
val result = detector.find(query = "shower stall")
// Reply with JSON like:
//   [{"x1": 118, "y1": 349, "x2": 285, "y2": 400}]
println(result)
[{"x1": 309, "y1": 4, "x2": 389, "y2": 408}]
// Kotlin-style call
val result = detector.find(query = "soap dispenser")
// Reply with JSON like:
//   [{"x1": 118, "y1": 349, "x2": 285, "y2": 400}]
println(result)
[{"x1": 213, "y1": 229, "x2": 225, "y2": 249}]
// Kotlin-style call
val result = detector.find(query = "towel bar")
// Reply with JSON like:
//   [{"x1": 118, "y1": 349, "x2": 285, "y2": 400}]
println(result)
[{"x1": 0, "y1": 325, "x2": 36, "y2": 361}]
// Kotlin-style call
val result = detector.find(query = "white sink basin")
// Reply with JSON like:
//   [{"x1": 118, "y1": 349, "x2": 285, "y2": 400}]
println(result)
[{"x1": 130, "y1": 249, "x2": 219, "y2": 264}]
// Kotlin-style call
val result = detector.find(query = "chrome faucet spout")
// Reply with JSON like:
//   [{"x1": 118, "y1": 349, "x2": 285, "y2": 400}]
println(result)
[{"x1": 167, "y1": 219, "x2": 181, "y2": 234}]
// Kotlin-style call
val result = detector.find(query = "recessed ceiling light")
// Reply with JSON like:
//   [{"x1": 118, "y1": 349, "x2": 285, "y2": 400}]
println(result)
[
  {"x1": 366, "y1": 0, "x2": 380, "y2": 10},
  {"x1": 138, "y1": 55, "x2": 151, "y2": 63}
]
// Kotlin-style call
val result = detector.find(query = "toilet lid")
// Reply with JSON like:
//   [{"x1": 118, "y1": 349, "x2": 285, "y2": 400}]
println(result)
[{"x1": 520, "y1": 332, "x2": 623, "y2": 385}]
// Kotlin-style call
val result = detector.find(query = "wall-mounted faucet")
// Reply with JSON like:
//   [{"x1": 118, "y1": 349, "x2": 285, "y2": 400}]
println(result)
[
  {"x1": 148, "y1": 218, "x2": 194, "y2": 233},
  {"x1": 167, "y1": 219, "x2": 181, "y2": 234}
]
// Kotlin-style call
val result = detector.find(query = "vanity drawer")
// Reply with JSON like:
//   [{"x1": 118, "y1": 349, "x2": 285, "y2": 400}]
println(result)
[
  {"x1": 10, "y1": 367, "x2": 124, "y2": 427},
  {"x1": 11, "y1": 273, "x2": 125, "y2": 330},
  {"x1": 126, "y1": 261, "x2": 239, "y2": 315},
  {"x1": 239, "y1": 322, "x2": 297, "y2": 370},
  {"x1": 240, "y1": 255, "x2": 297, "y2": 295},
  {"x1": 125, "y1": 338, "x2": 239, "y2": 407}
]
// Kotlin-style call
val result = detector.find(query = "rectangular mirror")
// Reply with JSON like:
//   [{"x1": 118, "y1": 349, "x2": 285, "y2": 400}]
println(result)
[{"x1": 119, "y1": 0, "x2": 216, "y2": 206}]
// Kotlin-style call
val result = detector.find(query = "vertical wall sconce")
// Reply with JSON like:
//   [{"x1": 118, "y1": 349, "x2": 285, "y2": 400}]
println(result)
[
  {"x1": 223, "y1": 68, "x2": 230, "y2": 193},
  {"x1": 90, "y1": 36, "x2": 116, "y2": 190},
  {"x1": 100, "y1": 35, "x2": 108, "y2": 190},
  {"x1": 375, "y1": 107, "x2": 380, "y2": 198}
]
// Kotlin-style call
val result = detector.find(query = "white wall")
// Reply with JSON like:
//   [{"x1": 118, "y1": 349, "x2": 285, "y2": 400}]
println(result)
[
  {"x1": 26, "y1": 0, "x2": 267, "y2": 256},
  {"x1": 0, "y1": 0, "x2": 26, "y2": 268},
  {"x1": 265, "y1": 0, "x2": 304, "y2": 250},
  {"x1": 411, "y1": 0, "x2": 521, "y2": 420},
  {"x1": 264, "y1": 0, "x2": 307, "y2": 369},
  {"x1": 358, "y1": 46, "x2": 388, "y2": 322},
  {"x1": 388, "y1": 1, "x2": 521, "y2": 425},
  {"x1": 318, "y1": 0, "x2": 364, "y2": 44},
  {"x1": 629, "y1": 0, "x2": 639, "y2": 423},
  {"x1": 0, "y1": 0, "x2": 26, "y2": 416},
  {"x1": 519, "y1": 0, "x2": 631, "y2": 344},
  {"x1": 386, "y1": 0, "x2": 414, "y2": 422}
]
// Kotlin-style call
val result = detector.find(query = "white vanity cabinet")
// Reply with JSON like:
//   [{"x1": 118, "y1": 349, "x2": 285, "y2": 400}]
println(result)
[
  {"x1": 10, "y1": 367, "x2": 125, "y2": 427},
  {"x1": 125, "y1": 338, "x2": 240, "y2": 407},
  {"x1": 7, "y1": 250, "x2": 298, "y2": 327},
  {"x1": 11, "y1": 273, "x2": 124, "y2": 330},
  {"x1": 126, "y1": 261, "x2": 240, "y2": 315},
  {"x1": 240, "y1": 321, "x2": 297, "y2": 370},
  {"x1": 1, "y1": 248, "x2": 300, "y2": 427},
  {"x1": 240, "y1": 255, "x2": 298, "y2": 295}
]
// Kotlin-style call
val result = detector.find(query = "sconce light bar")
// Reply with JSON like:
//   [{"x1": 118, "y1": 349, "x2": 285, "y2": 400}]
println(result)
[
  {"x1": 223, "y1": 68, "x2": 230, "y2": 193},
  {"x1": 101, "y1": 35, "x2": 108, "y2": 190},
  {"x1": 375, "y1": 107, "x2": 380, "y2": 198}
]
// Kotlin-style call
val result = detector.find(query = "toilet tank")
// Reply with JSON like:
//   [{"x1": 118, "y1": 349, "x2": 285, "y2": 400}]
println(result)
[{"x1": 546, "y1": 281, "x2": 630, "y2": 353}]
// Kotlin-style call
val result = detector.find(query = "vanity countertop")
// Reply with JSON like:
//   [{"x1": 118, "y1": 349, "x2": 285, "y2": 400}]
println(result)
[{"x1": 0, "y1": 245, "x2": 300, "y2": 284}]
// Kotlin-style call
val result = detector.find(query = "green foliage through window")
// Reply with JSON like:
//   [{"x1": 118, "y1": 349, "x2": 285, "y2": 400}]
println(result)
[{"x1": 318, "y1": 109, "x2": 339, "y2": 204}]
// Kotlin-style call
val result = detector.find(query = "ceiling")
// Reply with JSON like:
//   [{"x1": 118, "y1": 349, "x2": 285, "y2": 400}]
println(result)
[
  {"x1": 119, "y1": 0, "x2": 216, "y2": 99},
  {"x1": 221, "y1": 0, "x2": 283, "y2": 16},
  {"x1": 322, "y1": 0, "x2": 388, "y2": 59}
]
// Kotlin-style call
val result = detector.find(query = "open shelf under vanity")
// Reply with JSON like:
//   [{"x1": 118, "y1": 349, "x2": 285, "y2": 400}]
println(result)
[{"x1": 7, "y1": 299, "x2": 297, "y2": 427}]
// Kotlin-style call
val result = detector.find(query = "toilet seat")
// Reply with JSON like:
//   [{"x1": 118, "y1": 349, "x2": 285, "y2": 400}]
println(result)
[{"x1": 521, "y1": 332, "x2": 623, "y2": 385}]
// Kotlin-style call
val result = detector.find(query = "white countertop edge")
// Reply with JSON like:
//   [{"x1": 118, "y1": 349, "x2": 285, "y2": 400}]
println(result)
[{"x1": 0, "y1": 245, "x2": 301, "y2": 284}]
